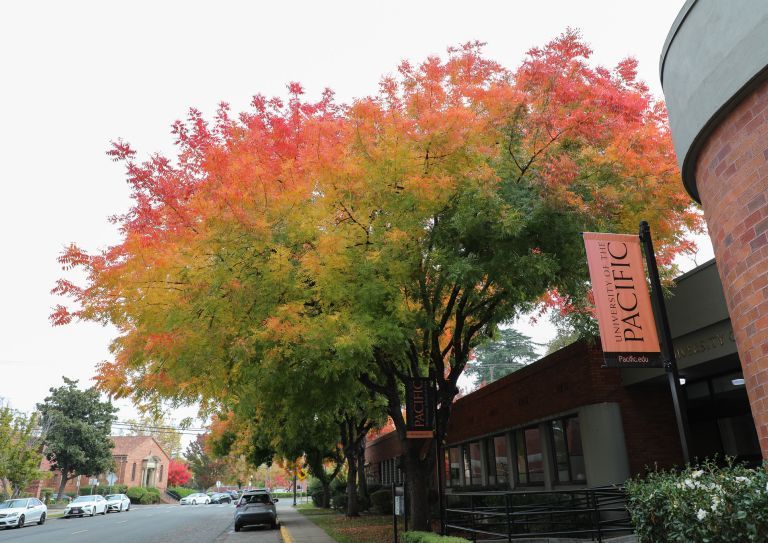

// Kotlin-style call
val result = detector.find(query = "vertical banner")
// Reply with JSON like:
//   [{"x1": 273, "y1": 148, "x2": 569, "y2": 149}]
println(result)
[
  {"x1": 405, "y1": 377, "x2": 434, "y2": 438},
  {"x1": 583, "y1": 232, "x2": 663, "y2": 368}
]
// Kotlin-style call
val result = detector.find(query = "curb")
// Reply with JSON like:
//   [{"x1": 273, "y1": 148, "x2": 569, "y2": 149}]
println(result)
[{"x1": 280, "y1": 524, "x2": 293, "y2": 543}]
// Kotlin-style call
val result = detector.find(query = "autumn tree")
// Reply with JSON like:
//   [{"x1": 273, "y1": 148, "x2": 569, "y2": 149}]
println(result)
[
  {"x1": 185, "y1": 435, "x2": 228, "y2": 491},
  {"x1": 167, "y1": 459, "x2": 192, "y2": 486},
  {"x1": 53, "y1": 32, "x2": 701, "y2": 529},
  {"x1": 37, "y1": 378, "x2": 117, "y2": 500}
]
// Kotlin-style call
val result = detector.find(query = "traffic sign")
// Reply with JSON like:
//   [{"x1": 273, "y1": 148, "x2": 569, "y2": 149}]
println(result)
[{"x1": 106, "y1": 472, "x2": 117, "y2": 485}]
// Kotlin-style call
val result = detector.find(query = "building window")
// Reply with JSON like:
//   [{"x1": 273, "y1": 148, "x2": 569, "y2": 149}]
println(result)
[
  {"x1": 486, "y1": 435, "x2": 509, "y2": 486},
  {"x1": 515, "y1": 427, "x2": 544, "y2": 485},
  {"x1": 468, "y1": 441, "x2": 482, "y2": 485},
  {"x1": 159, "y1": 464, "x2": 164, "y2": 482},
  {"x1": 550, "y1": 417, "x2": 586, "y2": 483},
  {"x1": 448, "y1": 447, "x2": 461, "y2": 487},
  {"x1": 131, "y1": 463, "x2": 136, "y2": 481}
]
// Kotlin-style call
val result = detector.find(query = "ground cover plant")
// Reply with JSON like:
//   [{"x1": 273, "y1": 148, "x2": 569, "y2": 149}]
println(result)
[
  {"x1": 625, "y1": 461, "x2": 768, "y2": 542},
  {"x1": 297, "y1": 504, "x2": 404, "y2": 543}
]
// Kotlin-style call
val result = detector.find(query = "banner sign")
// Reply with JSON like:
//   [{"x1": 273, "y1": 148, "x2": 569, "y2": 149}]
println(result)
[
  {"x1": 405, "y1": 377, "x2": 434, "y2": 438},
  {"x1": 583, "y1": 232, "x2": 663, "y2": 368}
]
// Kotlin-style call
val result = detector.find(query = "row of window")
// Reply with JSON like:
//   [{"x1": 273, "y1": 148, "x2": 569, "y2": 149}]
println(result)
[
  {"x1": 380, "y1": 458, "x2": 404, "y2": 485},
  {"x1": 445, "y1": 416, "x2": 586, "y2": 488}
]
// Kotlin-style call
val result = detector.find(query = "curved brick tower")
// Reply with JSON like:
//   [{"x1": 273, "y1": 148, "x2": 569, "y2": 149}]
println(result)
[{"x1": 661, "y1": 0, "x2": 768, "y2": 456}]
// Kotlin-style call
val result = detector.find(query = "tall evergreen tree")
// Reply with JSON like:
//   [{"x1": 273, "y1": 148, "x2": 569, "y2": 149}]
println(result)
[{"x1": 37, "y1": 377, "x2": 117, "y2": 499}]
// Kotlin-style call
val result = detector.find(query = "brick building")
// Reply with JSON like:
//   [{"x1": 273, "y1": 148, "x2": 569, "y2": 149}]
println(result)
[
  {"x1": 661, "y1": 0, "x2": 768, "y2": 457},
  {"x1": 30, "y1": 435, "x2": 171, "y2": 498},
  {"x1": 365, "y1": 260, "x2": 759, "y2": 491}
]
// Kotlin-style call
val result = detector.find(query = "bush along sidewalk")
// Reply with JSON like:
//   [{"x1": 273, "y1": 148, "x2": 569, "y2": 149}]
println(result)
[
  {"x1": 402, "y1": 531, "x2": 469, "y2": 543},
  {"x1": 625, "y1": 460, "x2": 768, "y2": 542}
]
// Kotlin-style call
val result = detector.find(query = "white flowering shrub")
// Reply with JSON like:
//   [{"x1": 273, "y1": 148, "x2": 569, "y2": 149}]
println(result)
[{"x1": 625, "y1": 461, "x2": 768, "y2": 542}]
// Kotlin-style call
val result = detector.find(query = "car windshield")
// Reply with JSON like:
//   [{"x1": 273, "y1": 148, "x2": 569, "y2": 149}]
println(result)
[
  {"x1": 241, "y1": 493, "x2": 270, "y2": 504},
  {"x1": 0, "y1": 500, "x2": 27, "y2": 509},
  {"x1": 105, "y1": 495, "x2": 121, "y2": 500},
  {"x1": 72, "y1": 496, "x2": 93, "y2": 503}
]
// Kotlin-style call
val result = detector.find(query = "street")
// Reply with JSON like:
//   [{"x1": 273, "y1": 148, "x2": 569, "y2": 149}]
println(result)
[{"x1": 0, "y1": 503, "x2": 283, "y2": 543}]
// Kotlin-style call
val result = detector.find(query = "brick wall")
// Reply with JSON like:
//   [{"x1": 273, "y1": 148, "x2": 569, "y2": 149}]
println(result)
[
  {"x1": 696, "y1": 78, "x2": 768, "y2": 458},
  {"x1": 445, "y1": 341, "x2": 682, "y2": 475},
  {"x1": 364, "y1": 341, "x2": 684, "y2": 479}
]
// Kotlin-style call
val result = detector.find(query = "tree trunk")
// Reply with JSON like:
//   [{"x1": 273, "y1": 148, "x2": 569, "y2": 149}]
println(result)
[
  {"x1": 345, "y1": 453, "x2": 360, "y2": 517},
  {"x1": 56, "y1": 469, "x2": 70, "y2": 501},
  {"x1": 321, "y1": 480, "x2": 331, "y2": 508},
  {"x1": 357, "y1": 438, "x2": 368, "y2": 506},
  {"x1": 403, "y1": 439, "x2": 433, "y2": 532}
]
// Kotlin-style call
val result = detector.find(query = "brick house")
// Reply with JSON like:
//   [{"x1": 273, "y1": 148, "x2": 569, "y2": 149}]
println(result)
[{"x1": 30, "y1": 435, "x2": 171, "y2": 498}]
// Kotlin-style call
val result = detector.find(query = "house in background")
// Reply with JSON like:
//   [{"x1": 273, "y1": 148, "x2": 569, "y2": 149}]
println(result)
[{"x1": 27, "y1": 435, "x2": 171, "y2": 498}]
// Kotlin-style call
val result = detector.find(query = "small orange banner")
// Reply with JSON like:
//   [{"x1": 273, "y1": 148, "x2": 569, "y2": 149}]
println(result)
[{"x1": 583, "y1": 232, "x2": 662, "y2": 368}]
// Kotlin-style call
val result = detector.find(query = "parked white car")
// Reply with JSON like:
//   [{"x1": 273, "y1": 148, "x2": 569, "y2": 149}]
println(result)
[
  {"x1": 104, "y1": 493, "x2": 131, "y2": 512},
  {"x1": 179, "y1": 493, "x2": 211, "y2": 505},
  {"x1": 0, "y1": 498, "x2": 47, "y2": 529},
  {"x1": 64, "y1": 495, "x2": 108, "y2": 517}
]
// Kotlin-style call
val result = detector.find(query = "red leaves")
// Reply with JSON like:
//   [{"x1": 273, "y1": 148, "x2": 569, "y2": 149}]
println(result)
[{"x1": 167, "y1": 459, "x2": 192, "y2": 485}]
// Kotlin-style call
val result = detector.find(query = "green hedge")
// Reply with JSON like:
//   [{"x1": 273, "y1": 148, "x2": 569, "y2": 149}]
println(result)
[
  {"x1": 169, "y1": 486, "x2": 197, "y2": 498},
  {"x1": 370, "y1": 488, "x2": 392, "y2": 515},
  {"x1": 125, "y1": 486, "x2": 161, "y2": 504},
  {"x1": 626, "y1": 461, "x2": 768, "y2": 542},
  {"x1": 402, "y1": 532, "x2": 469, "y2": 543}
]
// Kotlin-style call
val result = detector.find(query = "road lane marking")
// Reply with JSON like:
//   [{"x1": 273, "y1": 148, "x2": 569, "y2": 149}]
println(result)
[
  {"x1": 71, "y1": 530, "x2": 88, "y2": 534},
  {"x1": 117, "y1": 520, "x2": 128, "y2": 524}
]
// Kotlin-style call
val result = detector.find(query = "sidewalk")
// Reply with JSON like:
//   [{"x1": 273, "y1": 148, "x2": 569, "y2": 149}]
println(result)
[{"x1": 279, "y1": 504, "x2": 336, "y2": 543}]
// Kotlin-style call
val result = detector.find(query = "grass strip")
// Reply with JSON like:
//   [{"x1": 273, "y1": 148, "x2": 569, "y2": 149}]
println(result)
[{"x1": 298, "y1": 505, "x2": 404, "y2": 543}]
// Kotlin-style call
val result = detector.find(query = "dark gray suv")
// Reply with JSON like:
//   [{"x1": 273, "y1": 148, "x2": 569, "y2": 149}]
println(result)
[{"x1": 234, "y1": 490, "x2": 279, "y2": 531}]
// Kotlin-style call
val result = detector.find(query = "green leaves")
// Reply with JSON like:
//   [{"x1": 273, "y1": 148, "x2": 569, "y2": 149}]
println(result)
[{"x1": 37, "y1": 377, "x2": 118, "y2": 495}]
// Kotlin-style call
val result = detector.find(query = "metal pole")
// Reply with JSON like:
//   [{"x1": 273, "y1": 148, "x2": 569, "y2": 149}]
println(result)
[
  {"x1": 392, "y1": 481, "x2": 398, "y2": 543},
  {"x1": 639, "y1": 221, "x2": 692, "y2": 464},
  {"x1": 434, "y1": 378, "x2": 446, "y2": 535},
  {"x1": 293, "y1": 471, "x2": 297, "y2": 506}
]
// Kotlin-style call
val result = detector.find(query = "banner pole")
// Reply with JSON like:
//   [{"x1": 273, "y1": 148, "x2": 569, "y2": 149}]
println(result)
[
  {"x1": 639, "y1": 221, "x2": 691, "y2": 464},
  {"x1": 434, "y1": 378, "x2": 445, "y2": 535}
]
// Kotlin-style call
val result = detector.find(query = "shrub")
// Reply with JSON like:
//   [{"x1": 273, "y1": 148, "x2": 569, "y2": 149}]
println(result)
[
  {"x1": 311, "y1": 490, "x2": 326, "y2": 507},
  {"x1": 402, "y1": 532, "x2": 469, "y2": 543},
  {"x1": 126, "y1": 487, "x2": 146, "y2": 504},
  {"x1": 625, "y1": 460, "x2": 768, "y2": 542},
  {"x1": 331, "y1": 493, "x2": 348, "y2": 510},
  {"x1": 370, "y1": 488, "x2": 392, "y2": 515},
  {"x1": 169, "y1": 486, "x2": 197, "y2": 498},
  {"x1": 139, "y1": 492, "x2": 157, "y2": 504},
  {"x1": 329, "y1": 476, "x2": 346, "y2": 496}
]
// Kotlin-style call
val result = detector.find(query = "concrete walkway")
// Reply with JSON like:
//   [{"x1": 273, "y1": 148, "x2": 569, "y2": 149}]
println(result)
[{"x1": 278, "y1": 504, "x2": 336, "y2": 543}]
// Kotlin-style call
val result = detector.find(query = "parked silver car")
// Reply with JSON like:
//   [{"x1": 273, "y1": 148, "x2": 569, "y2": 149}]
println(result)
[
  {"x1": 0, "y1": 498, "x2": 47, "y2": 528},
  {"x1": 64, "y1": 495, "x2": 108, "y2": 517},
  {"x1": 105, "y1": 493, "x2": 131, "y2": 512},
  {"x1": 234, "y1": 490, "x2": 278, "y2": 531},
  {"x1": 179, "y1": 493, "x2": 210, "y2": 505}
]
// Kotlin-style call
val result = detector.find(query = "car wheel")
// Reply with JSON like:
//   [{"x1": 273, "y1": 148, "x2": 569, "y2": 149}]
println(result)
[
  {"x1": 119, "y1": 504, "x2": 123, "y2": 512},
  {"x1": 126, "y1": 504, "x2": 130, "y2": 511},
  {"x1": 270, "y1": 520, "x2": 277, "y2": 530},
  {"x1": 16, "y1": 515, "x2": 24, "y2": 528},
  {"x1": 192, "y1": 499, "x2": 197, "y2": 505},
  {"x1": 234, "y1": 523, "x2": 242, "y2": 532},
  {"x1": 91, "y1": 508, "x2": 96, "y2": 517},
  {"x1": 38, "y1": 513, "x2": 46, "y2": 525}
]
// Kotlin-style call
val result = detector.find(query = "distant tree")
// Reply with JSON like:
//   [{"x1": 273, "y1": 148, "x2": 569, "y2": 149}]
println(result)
[
  {"x1": 37, "y1": 377, "x2": 117, "y2": 500},
  {"x1": 465, "y1": 328, "x2": 541, "y2": 386},
  {"x1": 0, "y1": 407, "x2": 46, "y2": 498},
  {"x1": 185, "y1": 435, "x2": 227, "y2": 490},
  {"x1": 167, "y1": 459, "x2": 192, "y2": 486},
  {"x1": 125, "y1": 412, "x2": 183, "y2": 458}
]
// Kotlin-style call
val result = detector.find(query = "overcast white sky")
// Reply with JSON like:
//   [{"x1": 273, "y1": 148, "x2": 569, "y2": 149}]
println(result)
[{"x1": 0, "y1": 0, "x2": 710, "y2": 433}]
